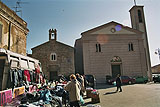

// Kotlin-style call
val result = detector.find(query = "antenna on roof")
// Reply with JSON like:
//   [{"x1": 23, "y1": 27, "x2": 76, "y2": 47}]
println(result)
[
  {"x1": 134, "y1": 0, "x2": 137, "y2": 6},
  {"x1": 13, "y1": 0, "x2": 29, "y2": 17}
]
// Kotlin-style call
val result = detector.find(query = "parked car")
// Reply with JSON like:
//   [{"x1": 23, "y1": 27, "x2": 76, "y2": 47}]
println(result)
[
  {"x1": 85, "y1": 75, "x2": 96, "y2": 88},
  {"x1": 107, "y1": 76, "x2": 136, "y2": 85},
  {"x1": 153, "y1": 75, "x2": 160, "y2": 83},
  {"x1": 135, "y1": 76, "x2": 148, "y2": 83},
  {"x1": 106, "y1": 75, "x2": 112, "y2": 84}
]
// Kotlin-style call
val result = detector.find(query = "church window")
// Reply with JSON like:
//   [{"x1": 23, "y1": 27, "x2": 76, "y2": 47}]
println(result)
[
  {"x1": 96, "y1": 43, "x2": 101, "y2": 52},
  {"x1": 98, "y1": 44, "x2": 101, "y2": 52},
  {"x1": 96, "y1": 44, "x2": 98, "y2": 52},
  {"x1": 138, "y1": 10, "x2": 143, "y2": 23},
  {"x1": 0, "y1": 23, "x2": 3, "y2": 43},
  {"x1": 128, "y1": 43, "x2": 134, "y2": 51},
  {"x1": 50, "y1": 53, "x2": 57, "y2": 61}
]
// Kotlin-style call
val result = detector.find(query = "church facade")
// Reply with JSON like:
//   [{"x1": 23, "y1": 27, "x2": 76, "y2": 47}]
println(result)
[
  {"x1": 75, "y1": 5, "x2": 152, "y2": 83},
  {"x1": 32, "y1": 29, "x2": 74, "y2": 80}
]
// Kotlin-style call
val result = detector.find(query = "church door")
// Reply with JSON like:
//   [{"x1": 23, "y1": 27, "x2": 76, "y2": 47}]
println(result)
[
  {"x1": 50, "y1": 71, "x2": 58, "y2": 80},
  {"x1": 111, "y1": 64, "x2": 121, "y2": 78}
]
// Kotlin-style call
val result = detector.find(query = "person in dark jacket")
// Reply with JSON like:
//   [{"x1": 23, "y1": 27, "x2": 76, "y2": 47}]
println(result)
[{"x1": 116, "y1": 74, "x2": 122, "y2": 92}]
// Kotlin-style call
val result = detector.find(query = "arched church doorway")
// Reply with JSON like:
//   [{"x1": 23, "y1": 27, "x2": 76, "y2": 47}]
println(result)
[{"x1": 111, "y1": 56, "x2": 122, "y2": 78}]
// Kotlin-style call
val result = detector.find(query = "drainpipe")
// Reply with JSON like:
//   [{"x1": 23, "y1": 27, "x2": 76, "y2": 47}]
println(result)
[{"x1": 8, "y1": 22, "x2": 11, "y2": 50}]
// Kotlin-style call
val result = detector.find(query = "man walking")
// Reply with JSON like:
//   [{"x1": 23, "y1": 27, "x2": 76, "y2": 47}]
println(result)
[{"x1": 116, "y1": 74, "x2": 122, "y2": 92}]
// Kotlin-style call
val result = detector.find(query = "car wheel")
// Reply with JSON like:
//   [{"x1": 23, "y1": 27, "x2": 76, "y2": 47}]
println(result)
[
  {"x1": 144, "y1": 80, "x2": 148, "y2": 83},
  {"x1": 128, "y1": 81, "x2": 132, "y2": 85}
]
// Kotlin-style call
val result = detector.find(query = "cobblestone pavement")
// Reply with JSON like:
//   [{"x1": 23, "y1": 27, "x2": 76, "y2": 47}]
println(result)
[{"x1": 82, "y1": 83, "x2": 160, "y2": 107}]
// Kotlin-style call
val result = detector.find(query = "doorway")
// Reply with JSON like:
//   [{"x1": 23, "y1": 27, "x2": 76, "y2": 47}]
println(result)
[
  {"x1": 50, "y1": 71, "x2": 58, "y2": 80},
  {"x1": 0, "y1": 59, "x2": 5, "y2": 90},
  {"x1": 111, "y1": 64, "x2": 121, "y2": 78}
]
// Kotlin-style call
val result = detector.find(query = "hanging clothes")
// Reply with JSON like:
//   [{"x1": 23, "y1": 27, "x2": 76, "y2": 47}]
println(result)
[
  {"x1": 29, "y1": 71, "x2": 34, "y2": 83},
  {"x1": 10, "y1": 69, "x2": 14, "y2": 83},
  {"x1": 13, "y1": 70, "x2": 19, "y2": 87},
  {"x1": 9, "y1": 69, "x2": 14, "y2": 88},
  {"x1": 24, "y1": 70, "x2": 31, "y2": 82},
  {"x1": 35, "y1": 68, "x2": 40, "y2": 74},
  {"x1": 17, "y1": 69, "x2": 24, "y2": 86},
  {"x1": 9, "y1": 69, "x2": 19, "y2": 87}
]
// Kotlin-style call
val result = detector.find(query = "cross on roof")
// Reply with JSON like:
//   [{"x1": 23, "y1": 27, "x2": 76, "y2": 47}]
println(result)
[{"x1": 134, "y1": 0, "x2": 137, "y2": 6}]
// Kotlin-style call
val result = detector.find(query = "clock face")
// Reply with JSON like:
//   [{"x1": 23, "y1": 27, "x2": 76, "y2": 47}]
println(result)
[{"x1": 111, "y1": 28, "x2": 116, "y2": 33}]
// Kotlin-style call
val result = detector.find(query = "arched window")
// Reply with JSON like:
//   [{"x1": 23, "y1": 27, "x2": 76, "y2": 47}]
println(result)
[
  {"x1": 138, "y1": 10, "x2": 143, "y2": 23},
  {"x1": 96, "y1": 43, "x2": 101, "y2": 52},
  {"x1": 128, "y1": 43, "x2": 134, "y2": 51},
  {"x1": 50, "y1": 53, "x2": 57, "y2": 61}
]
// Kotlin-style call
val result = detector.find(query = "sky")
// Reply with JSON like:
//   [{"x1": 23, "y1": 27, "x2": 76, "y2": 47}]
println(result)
[{"x1": 2, "y1": 0, "x2": 160, "y2": 67}]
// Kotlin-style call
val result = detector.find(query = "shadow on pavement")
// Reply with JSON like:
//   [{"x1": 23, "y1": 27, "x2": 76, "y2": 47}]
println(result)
[
  {"x1": 95, "y1": 83, "x2": 116, "y2": 89},
  {"x1": 82, "y1": 101, "x2": 100, "y2": 106},
  {"x1": 104, "y1": 91, "x2": 117, "y2": 95}
]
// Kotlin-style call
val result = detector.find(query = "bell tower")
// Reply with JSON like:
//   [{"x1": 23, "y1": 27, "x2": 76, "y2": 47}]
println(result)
[
  {"x1": 49, "y1": 28, "x2": 57, "y2": 41},
  {"x1": 129, "y1": 5, "x2": 152, "y2": 80}
]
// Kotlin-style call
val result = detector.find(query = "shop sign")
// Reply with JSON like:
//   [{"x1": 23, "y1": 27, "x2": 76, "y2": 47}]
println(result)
[
  {"x1": 13, "y1": 86, "x2": 25, "y2": 98},
  {"x1": 0, "y1": 89, "x2": 12, "y2": 106}
]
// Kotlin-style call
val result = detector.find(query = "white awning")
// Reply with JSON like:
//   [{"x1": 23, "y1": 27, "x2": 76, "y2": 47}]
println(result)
[
  {"x1": 29, "y1": 61, "x2": 35, "y2": 70},
  {"x1": 20, "y1": 59, "x2": 28, "y2": 69},
  {"x1": 10, "y1": 60, "x2": 19, "y2": 68}
]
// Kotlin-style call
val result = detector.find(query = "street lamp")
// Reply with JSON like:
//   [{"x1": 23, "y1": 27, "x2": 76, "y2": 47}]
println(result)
[{"x1": 155, "y1": 48, "x2": 160, "y2": 60}]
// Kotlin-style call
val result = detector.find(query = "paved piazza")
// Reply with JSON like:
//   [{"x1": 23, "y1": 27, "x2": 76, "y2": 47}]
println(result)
[{"x1": 83, "y1": 83, "x2": 160, "y2": 107}]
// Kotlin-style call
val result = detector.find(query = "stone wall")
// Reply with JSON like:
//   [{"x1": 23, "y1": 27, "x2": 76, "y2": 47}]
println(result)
[
  {"x1": 32, "y1": 40, "x2": 75, "y2": 80},
  {"x1": 0, "y1": 2, "x2": 28, "y2": 55}
]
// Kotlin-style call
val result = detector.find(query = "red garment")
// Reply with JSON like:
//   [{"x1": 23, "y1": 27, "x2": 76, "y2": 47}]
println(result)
[
  {"x1": 35, "y1": 68, "x2": 40, "y2": 74},
  {"x1": 24, "y1": 70, "x2": 31, "y2": 82},
  {"x1": 40, "y1": 74, "x2": 44, "y2": 83}
]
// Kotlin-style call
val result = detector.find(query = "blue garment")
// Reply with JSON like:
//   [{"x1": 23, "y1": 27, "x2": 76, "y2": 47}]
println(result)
[
  {"x1": 39, "y1": 89, "x2": 52, "y2": 104},
  {"x1": 17, "y1": 69, "x2": 23, "y2": 86}
]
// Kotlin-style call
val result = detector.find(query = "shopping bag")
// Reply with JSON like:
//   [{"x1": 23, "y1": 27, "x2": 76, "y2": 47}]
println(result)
[
  {"x1": 80, "y1": 95, "x2": 85, "y2": 104},
  {"x1": 113, "y1": 81, "x2": 116, "y2": 86}
]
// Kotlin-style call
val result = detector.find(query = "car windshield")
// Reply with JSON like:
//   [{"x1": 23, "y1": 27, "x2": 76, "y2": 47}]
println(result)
[
  {"x1": 121, "y1": 76, "x2": 129, "y2": 79},
  {"x1": 85, "y1": 75, "x2": 94, "y2": 80}
]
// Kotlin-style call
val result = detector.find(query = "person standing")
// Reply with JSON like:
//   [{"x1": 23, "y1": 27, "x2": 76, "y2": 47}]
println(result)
[
  {"x1": 64, "y1": 74, "x2": 81, "y2": 107},
  {"x1": 76, "y1": 73, "x2": 82, "y2": 84},
  {"x1": 116, "y1": 74, "x2": 122, "y2": 92},
  {"x1": 80, "y1": 75, "x2": 85, "y2": 96}
]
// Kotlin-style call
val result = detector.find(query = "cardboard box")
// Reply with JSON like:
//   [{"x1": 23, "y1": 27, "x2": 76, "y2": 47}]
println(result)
[
  {"x1": 91, "y1": 94, "x2": 100, "y2": 103},
  {"x1": 86, "y1": 89, "x2": 93, "y2": 98}
]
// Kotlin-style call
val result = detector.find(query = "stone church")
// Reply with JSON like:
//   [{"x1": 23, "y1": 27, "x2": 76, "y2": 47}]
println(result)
[
  {"x1": 75, "y1": 5, "x2": 152, "y2": 83},
  {"x1": 0, "y1": 2, "x2": 29, "y2": 55},
  {"x1": 32, "y1": 29, "x2": 74, "y2": 80}
]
